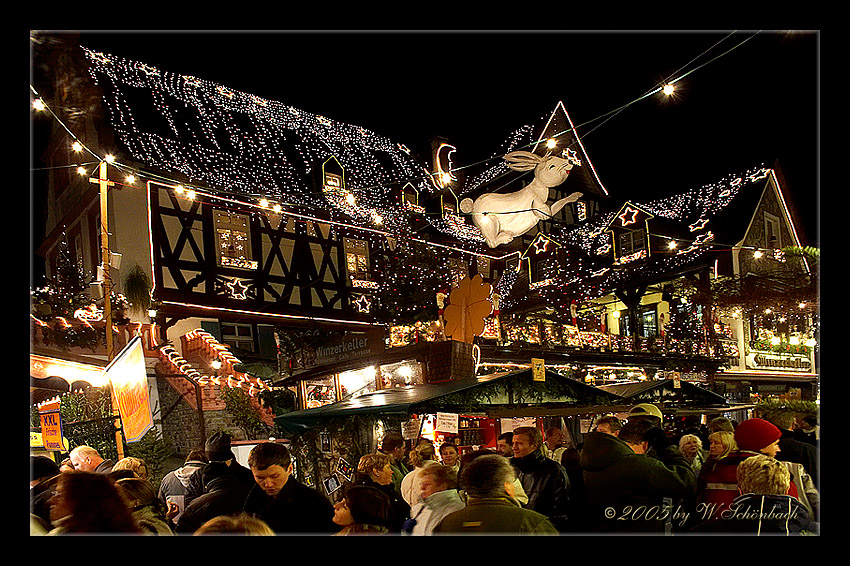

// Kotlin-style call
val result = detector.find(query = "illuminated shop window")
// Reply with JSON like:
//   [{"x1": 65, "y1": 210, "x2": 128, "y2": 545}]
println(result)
[
  {"x1": 338, "y1": 366, "x2": 379, "y2": 400},
  {"x1": 305, "y1": 376, "x2": 337, "y2": 408},
  {"x1": 214, "y1": 210, "x2": 257, "y2": 270}
]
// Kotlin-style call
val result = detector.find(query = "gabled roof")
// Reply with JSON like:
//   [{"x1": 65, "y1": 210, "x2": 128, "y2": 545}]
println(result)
[
  {"x1": 461, "y1": 101, "x2": 609, "y2": 200},
  {"x1": 598, "y1": 379, "x2": 728, "y2": 408},
  {"x1": 275, "y1": 367, "x2": 623, "y2": 435},
  {"x1": 530, "y1": 101, "x2": 609, "y2": 198}
]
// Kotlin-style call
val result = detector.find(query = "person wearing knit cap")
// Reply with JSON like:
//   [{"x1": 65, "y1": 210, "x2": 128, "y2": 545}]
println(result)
[
  {"x1": 692, "y1": 418, "x2": 793, "y2": 532},
  {"x1": 734, "y1": 417, "x2": 782, "y2": 456},
  {"x1": 184, "y1": 431, "x2": 256, "y2": 509}
]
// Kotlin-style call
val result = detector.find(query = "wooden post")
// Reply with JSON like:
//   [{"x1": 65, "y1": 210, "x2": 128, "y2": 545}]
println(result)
[{"x1": 91, "y1": 160, "x2": 124, "y2": 459}]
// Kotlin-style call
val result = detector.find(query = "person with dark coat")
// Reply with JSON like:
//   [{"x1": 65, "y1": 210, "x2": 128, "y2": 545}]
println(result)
[
  {"x1": 354, "y1": 453, "x2": 410, "y2": 532},
  {"x1": 510, "y1": 426, "x2": 571, "y2": 531},
  {"x1": 765, "y1": 413, "x2": 819, "y2": 489},
  {"x1": 433, "y1": 454, "x2": 558, "y2": 535},
  {"x1": 580, "y1": 419, "x2": 696, "y2": 534},
  {"x1": 175, "y1": 474, "x2": 250, "y2": 533},
  {"x1": 184, "y1": 432, "x2": 256, "y2": 508},
  {"x1": 242, "y1": 442, "x2": 337, "y2": 534}
]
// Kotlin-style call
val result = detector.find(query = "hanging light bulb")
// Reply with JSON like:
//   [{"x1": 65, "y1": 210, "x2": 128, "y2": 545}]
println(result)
[
  {"x1": 77, "y1": 166, "x2": 87, "y2": 176},
  {"x1": 71, "y1": 141, "x2": 83, "y2": 152},
  {"x1": 662, "y1": 84, "x2": 675, "y2": 96},
  {"x1": 32, "y1": 98, "x2": 46, "y2": 111}
]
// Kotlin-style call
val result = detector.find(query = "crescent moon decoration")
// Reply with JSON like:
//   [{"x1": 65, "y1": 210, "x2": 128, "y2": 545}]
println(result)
[{"x1": 442, "y1": 274, "x2": 493, "y2": 344}]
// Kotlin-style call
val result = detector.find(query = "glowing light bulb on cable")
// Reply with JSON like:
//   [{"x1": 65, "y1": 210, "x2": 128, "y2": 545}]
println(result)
[
  {"x1": 32, "y1": 98, "x2": 45, "y2": 111},
  {"x1": 259, "y1": 198, "x2": 269, "y2": 208},
  {"x1": 126, "y1": 174, "x2": 136, "y2": 184},
  {"x1": 546, "y1": 138, "x2": 557, "y2": 149},
  {"x1": 662, "y1": 84, "x2": 675, "y2": 96},
  {"x1": 77, "y1": 166, "x2": 87, "y2": 176},
  {"x1": 272, "y1": 203, "x2": 282, "y2": 213},
  {"x1": 105, "y1": 154, "x2": 116, "y2": 163},
  {"x1": 71, "y1": 141, "x2": 83, "y2": 152}
]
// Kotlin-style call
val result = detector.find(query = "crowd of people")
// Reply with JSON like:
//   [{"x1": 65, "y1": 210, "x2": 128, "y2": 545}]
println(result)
[{"x1": 29, "y1": 404, "x2": 820, "y2": 536}]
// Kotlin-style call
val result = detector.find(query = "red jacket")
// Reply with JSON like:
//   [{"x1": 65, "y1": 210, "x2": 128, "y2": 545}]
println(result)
[{"x1": 697, "y1": 450, "x2": 798, "y2": 522}]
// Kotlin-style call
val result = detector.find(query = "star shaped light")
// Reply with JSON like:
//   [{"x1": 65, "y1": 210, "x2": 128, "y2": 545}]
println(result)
[
  {"x1": 354, "y1": 294, "x2": 372, "y2": 313},
  {"x1": 562, "y1": 148, "x2": 581, "y2": 166},
  {"x1": 618, "y1": 206, "x2": 640, "y2": 227},
  {"x1": 226, "y1": 278, "x2": 249, "y2": 300}
]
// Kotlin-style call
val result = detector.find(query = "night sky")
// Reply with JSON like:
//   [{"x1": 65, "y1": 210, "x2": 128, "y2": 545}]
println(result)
[{"x1": 51, "y1": 30, "x2": 820, "y2": 247}]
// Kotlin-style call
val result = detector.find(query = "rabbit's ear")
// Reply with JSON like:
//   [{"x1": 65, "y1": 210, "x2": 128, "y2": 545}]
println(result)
[{"x1": 504, "y1": 151, "x2": 543, "y2": 171}]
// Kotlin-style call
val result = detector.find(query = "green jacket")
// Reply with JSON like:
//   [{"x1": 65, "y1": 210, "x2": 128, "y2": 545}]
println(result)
[
  {"x1": 432, "y1": 496, "x2": 558, "y2": 535},
  {"x1": 580, "y1": 432, "x2": 696, "y2": 533}
]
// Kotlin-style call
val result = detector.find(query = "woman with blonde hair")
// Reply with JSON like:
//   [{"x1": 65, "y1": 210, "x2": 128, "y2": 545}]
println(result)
[
  {"x1": 400, "y1": 440, "x2": 439, "y2": 507},
  {"x1": 112, "y1": 456, "x2": 150, "y2": 482},
  {"x1": 678, "y1": 434, "x2": 708, "y2": 474},
  {"x1": 354, "y1": 452, "x2": 409, "y2": 532}
]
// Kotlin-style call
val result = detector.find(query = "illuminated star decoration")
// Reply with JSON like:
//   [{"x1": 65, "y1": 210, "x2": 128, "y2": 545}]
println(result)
[
  {"x1": 354, "y1": 294, "x2": 372, "y2": 313},
  {"x1": 226, "y1": 278, "x2": 249, "y2": 300},
  {"x1": 533, "y1": 236, "x2": 551, "y2": 254},
  {"x1": 562, "y1": 148, "x2": 582, "y2": 166},
  {"x1": 618, "y1": 206, "x2": 640, "y2": 227}
]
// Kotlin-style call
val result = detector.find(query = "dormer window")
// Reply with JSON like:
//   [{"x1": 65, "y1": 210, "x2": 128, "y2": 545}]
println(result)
[{"x1": 619, "y1": 229, "x2": 646, "y2": 256}]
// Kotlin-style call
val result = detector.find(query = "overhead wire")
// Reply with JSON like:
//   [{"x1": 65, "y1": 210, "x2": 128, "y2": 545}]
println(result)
[{"x1": 31, "y1": 32, "x2": 767, "y2": 254}]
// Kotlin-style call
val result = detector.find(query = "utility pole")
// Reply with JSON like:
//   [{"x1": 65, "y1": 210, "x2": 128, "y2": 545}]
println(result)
[{"x1": 90, "y1": 159, "x2": 125, "y2": 459}]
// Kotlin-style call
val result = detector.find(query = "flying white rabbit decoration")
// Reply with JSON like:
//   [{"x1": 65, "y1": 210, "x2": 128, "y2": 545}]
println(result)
[{"x1": 460, "y1": 151, "x2": 582, "y2": 248}]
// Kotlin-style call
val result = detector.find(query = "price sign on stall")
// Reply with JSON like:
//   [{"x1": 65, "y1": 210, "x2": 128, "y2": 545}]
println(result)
[
  {"x1": 435, "y1": 412, "x2": 459, "y2": 434},
  {"x1": 38, "y1": 398, "x2": 65, "y2": 452}
]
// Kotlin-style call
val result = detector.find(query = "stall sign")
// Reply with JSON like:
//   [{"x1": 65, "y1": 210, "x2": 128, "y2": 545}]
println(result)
[
  {"x1": 38, "y1": 399, "x2": 64, "y2": 451},
  {"x1": 500, "y1": 417, "x2": 537, "y2": 432},
  {"x1": 105, "y1": 336, "x2": 153, "y2": 442},
  {"x1": 402, "y1": 418, "x2": 421, "y2": 440},
  {"x1": 746, "y1": 350, "x2": 812, "y2": 372},
  {"x1": 672, "y1": 371, "x2": 682, "y2": 389},
  {"x1": 532, "y1": 358, "x2": 546, "y2": 381},
  {"x1": 436, "y1": 412, "x2": 459, "y2": 434}
]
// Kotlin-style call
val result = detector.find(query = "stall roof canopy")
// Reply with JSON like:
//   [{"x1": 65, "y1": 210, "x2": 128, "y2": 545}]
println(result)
[
  {"x1": 277, "y1": 368, "x2": 625, "y2": 436},
  {"x1": 598, "y1": 379, "x2": 728, "y2": 408}
]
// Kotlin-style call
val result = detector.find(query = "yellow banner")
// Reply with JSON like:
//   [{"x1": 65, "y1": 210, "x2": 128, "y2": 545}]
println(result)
[{"x1": 106, "y1": 336, "x2": 153, "y2": 442}]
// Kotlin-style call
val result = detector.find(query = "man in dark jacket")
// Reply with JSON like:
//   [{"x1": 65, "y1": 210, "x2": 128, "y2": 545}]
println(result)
[
  {"x1": 175, "y1": 474, "x2": 249, "y2": 533},
  {"x1": 434, "y1": 454, "x2": 558, "y2": 534},
  {"x1": 510, "y1": 426, "x2": 571, "y2": 531},
  {"x1": 184, "y1": 432, "x2": 256, "y2": 508},
  {"x1": 242, "y1": 442, "x2": 337, "y2": 534},
  {"x1": 580, "y1": 419, "x2": 696, "y2": 534},
  {"x1": 766, "y1": 413, "x2": 819, "y2": 489}
]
